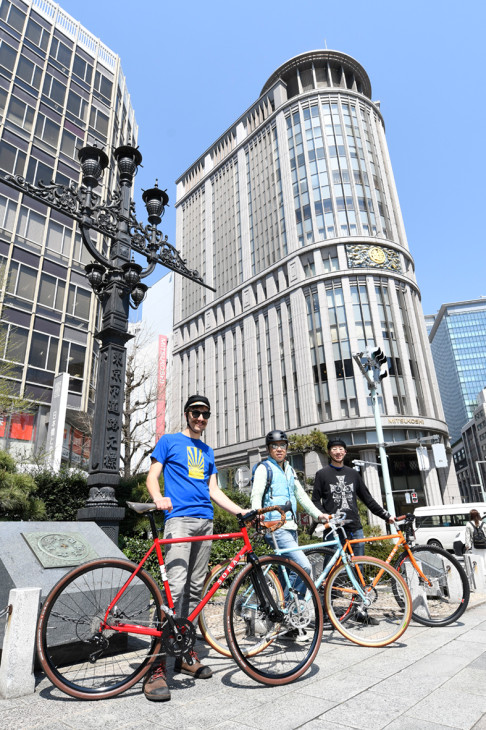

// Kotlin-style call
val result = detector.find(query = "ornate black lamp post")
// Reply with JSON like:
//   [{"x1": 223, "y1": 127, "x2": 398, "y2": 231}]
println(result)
[{"x1": 4, "y1": 143, "x2": 213, "y2": 541}]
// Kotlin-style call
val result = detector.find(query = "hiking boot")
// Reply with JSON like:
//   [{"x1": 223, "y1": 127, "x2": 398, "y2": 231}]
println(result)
[
  {"x1": 143, "y1": 659, "x2": 170, "y2": 702},
  {"x1": 174, "y1": 649, "x2": 212, "y2": 679}
]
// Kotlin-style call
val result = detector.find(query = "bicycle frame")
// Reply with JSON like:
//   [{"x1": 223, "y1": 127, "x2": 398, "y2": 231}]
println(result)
[
  {"x1": 101, "y1": 510, "x2": 287, "y2": 640},
  {"x1": 342, "y1": 523, "x2": 433, "y2": 588},
  {"x1": 267, "y1": 526, "x2": 373, "y2": 605}
]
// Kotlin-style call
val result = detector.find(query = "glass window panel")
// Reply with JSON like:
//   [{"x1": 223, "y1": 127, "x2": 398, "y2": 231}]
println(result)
[
  {"x1": 17, "y1": 266, "x2": 36, "y2": 299},
  {"x1": 29, "y1": 331, "x2": 49, "y2": 368},
  {"x1": 6, "y1": 326, "x2": 28, "y2": 363}
]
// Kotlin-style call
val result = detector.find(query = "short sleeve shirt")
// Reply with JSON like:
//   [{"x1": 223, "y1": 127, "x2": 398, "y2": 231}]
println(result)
[{"x1": 151, "y1": 433, "x2": 217, "y2": 519}]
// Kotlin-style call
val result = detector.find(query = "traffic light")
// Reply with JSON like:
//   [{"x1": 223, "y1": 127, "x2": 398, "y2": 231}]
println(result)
[{"x1": 370, "y1": 347, "x2": 388, "y2": 382}]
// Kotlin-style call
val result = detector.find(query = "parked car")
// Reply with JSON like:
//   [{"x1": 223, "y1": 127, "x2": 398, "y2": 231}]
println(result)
[{"x1": 414, "y1": 503, "x2": 486, "y2": 551}]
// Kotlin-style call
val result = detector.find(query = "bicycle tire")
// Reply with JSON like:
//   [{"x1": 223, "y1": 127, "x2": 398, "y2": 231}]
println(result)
[
  {"x1": 224, "y1": 555, "x2": 323, "y2": 685},
  {"x1": 199, "y1": 559, "x2": 283, "y2": 657},
  {"x1": 393, "y1": 545, "x2": 470, "y2": 626},
  {"x1": 324, "y1": 555, "x2": 412, "y2": 647},
  {"x1": 36, "y1": 558, "x2": 164, "y2": 700}
]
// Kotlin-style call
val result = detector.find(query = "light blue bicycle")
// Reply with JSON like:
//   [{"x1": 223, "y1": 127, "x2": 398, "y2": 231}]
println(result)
[{"x1": 199, "y1": 509, "x2": 412, "y2": 651}]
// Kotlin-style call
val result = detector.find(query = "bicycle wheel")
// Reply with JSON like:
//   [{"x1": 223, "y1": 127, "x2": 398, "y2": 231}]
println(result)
[
  {"x1": 393, "y1": 545, "x2": 470, "y2": 626},
  {"x1": 224, "y1": 555, "x2": 323, "y2": 685},
  {"x1": 324, "y1": 555, "x2": 412, "y2": 647},
  {"x1": 199, "y1": 559, "x2": 283, "y2": 657},
  {"x1": 37, "y1": 558, "x2": 164, "y2": 700}
]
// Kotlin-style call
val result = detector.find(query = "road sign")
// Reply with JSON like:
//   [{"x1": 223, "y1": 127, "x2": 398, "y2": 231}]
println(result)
[
  {"x1": 411, "y1": 492, "x2": 418, "y2": 504},
  {"x1": 432, "y1": 443, "x2": 448, "y2": 468},
  {"x1": 416, "y1": 446, "x2": 430, "y2": 471},
  {"x1": 235, "y1": 466, "x2": 251, "y2": 488}
]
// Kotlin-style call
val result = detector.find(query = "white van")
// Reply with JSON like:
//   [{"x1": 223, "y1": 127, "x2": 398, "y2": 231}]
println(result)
[{"x1": 414, "y1": 503, "x2": 486, "y2": 551}]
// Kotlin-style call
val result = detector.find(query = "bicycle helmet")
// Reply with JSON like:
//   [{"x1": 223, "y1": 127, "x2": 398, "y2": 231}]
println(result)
[{"x1": 265, "y1": 430, "x2": 289, "y2": 446}]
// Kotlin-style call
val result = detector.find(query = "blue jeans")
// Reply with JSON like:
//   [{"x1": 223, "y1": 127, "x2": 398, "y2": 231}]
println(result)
[
  {"x1": 265, "y1": 528, "x2": 312, "y2": 598},
  {"x1": 346, "y1": 527, "x2": 365, "y2": 556}
]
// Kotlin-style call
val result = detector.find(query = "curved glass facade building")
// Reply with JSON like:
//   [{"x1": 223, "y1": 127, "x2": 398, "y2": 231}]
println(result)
[{"x1": 173, "y1": 50, "x2": 459, "y2": 515}]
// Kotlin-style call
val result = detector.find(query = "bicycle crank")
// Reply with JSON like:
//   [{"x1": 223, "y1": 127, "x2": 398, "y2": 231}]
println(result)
[{"x1": 161, "y1": 618, "x2": 195, "y2": 657}]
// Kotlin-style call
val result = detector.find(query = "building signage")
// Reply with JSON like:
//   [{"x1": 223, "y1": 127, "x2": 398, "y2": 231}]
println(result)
[{"x1": 387, "y1": 417, "x2": 425, "y2": 425}]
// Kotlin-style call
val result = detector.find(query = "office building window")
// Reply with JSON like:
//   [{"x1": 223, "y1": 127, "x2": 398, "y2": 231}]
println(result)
[
  {"x1": 6, "y1": 261, "x2": 37, "y2": 300},
  {"x1": 38, "y1": 272, "x2": 66, "y2": 310},
  {"x1": 35, "y1": 113, "x2": 61, "y2": 148},
  {"x1": 28, "y1": 331, "x2": 58, "y2": 371},
  {"x1": 16, "y1": 205, "x2": 46, "y2": 245},
  {"x1": 60, "y1": 340, "x2": 85, "y2": 378},
  {"x1": 72, "y1": 54, "x2": 93, "y2": 85},
  {"x1": 0, "y1": 194, "x2": 17, "y2": 231},
  {"x1": 49, "y1": 38, "x2": 72, "y2": 69},
  {"x1": 25, "y1": 18, "x2": 49, "y2": 51},
  {"x1": 67, "y1": 283, "x2": 91, "y2": 320},
  {"x1": 0, "y1": 140, "x2": 26, "y2": 176},
  {"x1": 0, "y1": 323, "x2": 29, "y2": 364},
  {"x1": 17, "y1": 57, "x2": 43, "y2": 89},
  {"x1": 7, "y1": 97, "x2": 35, "y2": 132},
  {"x1": 66, "y1": 89, "x2": 88, "y2": 122},
  {"x1": 42, "y1": 73, "x2": 67, "y2": 107},
  {"x1": 0, "y1": 1, "x2": 26, "y2": 32}
]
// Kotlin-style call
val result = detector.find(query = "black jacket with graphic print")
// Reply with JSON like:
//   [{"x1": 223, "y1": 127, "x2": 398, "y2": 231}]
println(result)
[{"x1": 312, "y1": 464, "x2": 390, "y2": 531}]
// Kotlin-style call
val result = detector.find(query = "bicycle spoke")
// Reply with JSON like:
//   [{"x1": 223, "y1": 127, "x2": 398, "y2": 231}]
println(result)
[
  {"x1": 325, "y1": 556, "x2": 412, "y2": 647},
  {"x1": 225, "y1": 555, "x2": 323, "y2": 684},
  {"x1": 395, "y1": 546, "x2": 470, "y2": 626},
  {"x1": 37, "y1": 560, "x2": 163, "y2": 699}
]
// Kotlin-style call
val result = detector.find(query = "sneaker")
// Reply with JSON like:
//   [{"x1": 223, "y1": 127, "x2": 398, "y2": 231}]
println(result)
[
  {"x1": 281, "y1": 628, "x2": 312, "y2": 643},
  {"x1": 174, "y1": 649, "x2": 212, "y2": 679},
  {"x1": 143, "y1": 659, "x2": 170, "y2": 702}
]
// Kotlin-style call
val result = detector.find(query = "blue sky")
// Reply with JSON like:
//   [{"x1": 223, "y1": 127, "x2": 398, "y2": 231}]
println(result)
[{"x1": 58, "y1": 0, "x2": 485, "y2": 316}]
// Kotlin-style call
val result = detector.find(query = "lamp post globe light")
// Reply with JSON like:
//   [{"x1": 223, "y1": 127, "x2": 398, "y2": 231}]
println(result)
[{"x1": 4, "y1": 142, "x2": 213, "y2": 541}]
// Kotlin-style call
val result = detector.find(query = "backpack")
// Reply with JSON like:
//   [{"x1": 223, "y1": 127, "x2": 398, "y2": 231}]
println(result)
[
  {"x1": 251, "y1": 460, "x2": 273, "y2": 505},
  {"x1": 471, "y1": 522, "x2": 486, "y2": 549}
]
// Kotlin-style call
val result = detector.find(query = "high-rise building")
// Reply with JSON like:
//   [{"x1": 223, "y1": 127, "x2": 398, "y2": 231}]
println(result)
[
  {"x1": 172, "y1": 49, "x2": 459, "y2": 515},
  {"x1": 428, "y1": 297, "x2": 486, "y2": 445},
  {"x1": 453, "y1": 388, "x2": 486, "y2": 502},
  {"x1": 0, "y1": 0, "x2": 136, "y2": 464}
]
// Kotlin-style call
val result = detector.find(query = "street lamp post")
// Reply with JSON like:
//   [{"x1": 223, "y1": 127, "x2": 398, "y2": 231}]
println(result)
[
  {"x1": 4, "y1": 143, "x2": 214, "y2": 541},
  {"x1": 353, "y1": 350, "x2": 396, "y2": 518}
]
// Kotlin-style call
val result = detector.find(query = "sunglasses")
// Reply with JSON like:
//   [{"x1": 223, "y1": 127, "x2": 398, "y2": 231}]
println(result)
[
  {"x1": 189, "y1": 409, "x2": 211, "y2": 420},
  {"x1": 269, "y1": 443, "x2": 287, "y2": 450}
]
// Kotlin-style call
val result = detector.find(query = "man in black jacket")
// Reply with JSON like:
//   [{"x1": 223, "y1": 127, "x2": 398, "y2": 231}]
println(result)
[{"x1": 312, "y1": 438, "x2": 394, "y2": 555}]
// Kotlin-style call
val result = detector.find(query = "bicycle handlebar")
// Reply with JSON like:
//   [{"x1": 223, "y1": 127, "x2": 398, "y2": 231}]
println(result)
[
  {"x1": 238, "y1": 503, "x2": 287, "y2": 533},
  {"x1": 127, "y1": 501, "x2": 287, "y2": 533}
]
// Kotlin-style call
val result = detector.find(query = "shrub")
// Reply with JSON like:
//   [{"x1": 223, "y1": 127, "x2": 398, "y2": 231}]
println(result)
[
  {"x1": 0, "y1": 449, "x2": 46, "y2": 520},
  {"x1": 33, "y1": 467, "x2": 87, "y2": 521}
]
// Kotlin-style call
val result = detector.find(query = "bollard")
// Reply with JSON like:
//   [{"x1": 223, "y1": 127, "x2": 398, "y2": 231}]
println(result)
[
  {"x1": 0, "y1": 587, "x2": 41, "y2": 699},
  {"x1": 464, "y1": 554, "x2": 485, "y2": 592}
]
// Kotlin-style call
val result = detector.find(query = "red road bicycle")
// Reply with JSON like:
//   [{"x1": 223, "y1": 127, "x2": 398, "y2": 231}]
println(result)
[{"x1": 36, "y1": 502, "x2": 323, "y2": 699}]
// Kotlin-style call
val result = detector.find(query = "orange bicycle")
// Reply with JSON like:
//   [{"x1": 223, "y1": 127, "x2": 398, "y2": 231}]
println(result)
[{"x1": 306, "y1": 513, "x2": 470, "y2": 626}]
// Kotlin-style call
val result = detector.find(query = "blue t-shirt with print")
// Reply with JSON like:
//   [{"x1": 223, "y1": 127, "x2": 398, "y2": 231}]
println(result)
[{"x1": 151, "y1": 432, "x2": 217, "y2": 520}]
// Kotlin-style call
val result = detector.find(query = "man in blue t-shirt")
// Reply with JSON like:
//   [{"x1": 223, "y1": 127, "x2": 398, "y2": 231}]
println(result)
[{"x1": 144, "y1": 394, "x2": 249, "y2": 702}]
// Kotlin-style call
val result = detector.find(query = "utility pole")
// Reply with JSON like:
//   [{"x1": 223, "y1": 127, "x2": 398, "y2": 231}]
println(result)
[{"x1": 353, "y1": 349, "x2": 396, "y2": 518}]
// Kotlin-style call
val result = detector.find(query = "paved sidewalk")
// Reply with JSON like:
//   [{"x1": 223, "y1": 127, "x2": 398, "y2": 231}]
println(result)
[{"x1": 1, "y1": 601, "x2": 486, "y2": 730}]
